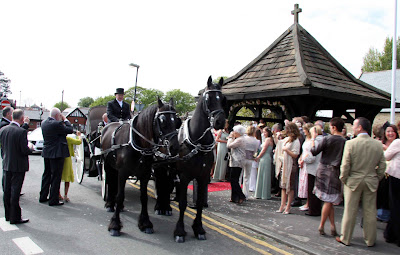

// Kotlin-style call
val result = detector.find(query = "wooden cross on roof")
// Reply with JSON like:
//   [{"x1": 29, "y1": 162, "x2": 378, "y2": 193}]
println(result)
[{"x1": 291, "y1": 4, "x2": 302, "y2": 24}]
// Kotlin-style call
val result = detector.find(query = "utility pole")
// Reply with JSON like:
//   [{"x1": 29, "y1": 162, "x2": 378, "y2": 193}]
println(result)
[{"x1": 61, "y1": 90, "x2": 64, "y2": 111}]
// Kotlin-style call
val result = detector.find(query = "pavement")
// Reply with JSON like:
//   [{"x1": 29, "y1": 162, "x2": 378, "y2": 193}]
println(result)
[{"x1": 178, "y1": 179, "x2": 399, "y2": 255}]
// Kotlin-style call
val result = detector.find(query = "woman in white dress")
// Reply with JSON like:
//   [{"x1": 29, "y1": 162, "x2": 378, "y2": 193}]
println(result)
[
  {"x1": 213, "y1": 121, "x2": 229, "y2": 181},
  {"x1": 249, "y1": 129, "x2": 262, "y2": 192},
  {"x1": 242, "y1": 126, "x2": 260, "y2": 198}
]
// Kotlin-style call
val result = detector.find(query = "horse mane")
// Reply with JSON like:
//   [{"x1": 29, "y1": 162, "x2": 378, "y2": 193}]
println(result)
[
  {"x1": 134, "y1": 104, "x2": 158, "y2": 148},
  {"x1": 135, "y1": 103, "x2": 175, "y2": 148}
]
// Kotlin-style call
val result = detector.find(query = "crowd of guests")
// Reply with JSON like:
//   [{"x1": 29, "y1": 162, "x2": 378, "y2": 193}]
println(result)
[
  {"x1": 1, "y1": 89, "x2": 400, "y2": 248},
  {"x1": 211, "y1": 116, "x2": 400, "y2": 247}
]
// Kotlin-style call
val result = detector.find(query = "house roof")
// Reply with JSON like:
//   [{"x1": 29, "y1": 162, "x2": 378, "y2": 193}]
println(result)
[
  {"x1": 223, "y1": 23, "x2": 391, "y2": 107},
  {"x1": 359, "y1": 70, "x2": 400, "y2": 103},
  {"x1": 63, "y1": 107, "x2": 89, "y2": 116},
  {"x1": 65, "y1": 107, "x2": 88, "y2": 119},
  {"x1": 24, "y1": 110, "x2": 49, "y2": 120}
]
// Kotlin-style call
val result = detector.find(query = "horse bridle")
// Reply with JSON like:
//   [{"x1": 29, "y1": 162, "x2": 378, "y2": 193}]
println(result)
[
  {"x1": 153, "y1": 108, "x2": 179, "y2": 157},
  {"x1": 181, "y1": 88, "x2": 225, "y2": 161},
  {"x1": 192, "y1": 89, "x2": 224, "y2": 144},
  {"x1": 129, "y1": 107, "x2": 179, "y2": 160}
]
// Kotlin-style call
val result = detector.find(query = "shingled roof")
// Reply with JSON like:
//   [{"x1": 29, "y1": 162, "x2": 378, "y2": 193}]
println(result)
[{"x1": 223, "y1": 22, "x2": 391, "y2": 108}]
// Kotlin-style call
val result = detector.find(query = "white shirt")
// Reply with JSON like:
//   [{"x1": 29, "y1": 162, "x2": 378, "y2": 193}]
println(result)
[
  {"x1": 117, "y1": 100, "x2": 123, "y2": 108},
  {"x1": 10, "y1": 121, "x2": 20, "y2": 127}
]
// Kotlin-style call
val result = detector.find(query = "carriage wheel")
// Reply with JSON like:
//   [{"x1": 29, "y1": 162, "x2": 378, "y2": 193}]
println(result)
[
  {"x1": 74, "y1": 141, "x2": 85, "y2": 184},
  {"x1": 101, "y1": 163, "x2": 107, "y2": 201}
]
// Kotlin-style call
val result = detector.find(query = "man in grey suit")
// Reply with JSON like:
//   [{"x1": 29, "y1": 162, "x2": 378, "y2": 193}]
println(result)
[
  {"x1": 0, "y1": 109, "x2": 32, "y2": 224},
  {"x1": 337, "y1": 117, "x2": 386, "y2": 247},
  {"x1": 39, "y1": 108, "x2": 73, "y2": 206}
]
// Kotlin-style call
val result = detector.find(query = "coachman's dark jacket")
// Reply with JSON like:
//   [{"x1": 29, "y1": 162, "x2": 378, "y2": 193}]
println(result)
[{"x1": 106, "y1": 99, "x2": 131, "y2": 122}]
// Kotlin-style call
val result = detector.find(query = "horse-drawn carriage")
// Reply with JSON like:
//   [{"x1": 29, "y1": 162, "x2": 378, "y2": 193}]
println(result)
[
  {"x1": 72, "y1": 77, "x2": 226, "y2": 242},
  {"x1": 72, "y1": 106, "x2": 107, "y2": 200}
]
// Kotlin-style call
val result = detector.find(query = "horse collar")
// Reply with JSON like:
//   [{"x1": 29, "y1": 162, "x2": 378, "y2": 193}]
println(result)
[{"x1": 181, "y1": 118, "x2": 215, "y2": 152}]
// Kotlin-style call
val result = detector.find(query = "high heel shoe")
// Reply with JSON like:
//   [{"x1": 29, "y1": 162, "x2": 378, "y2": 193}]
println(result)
[
  {"x1": 331, "y1": 229, "x2": 338, "y2": 236},
  {"x1": 275, "y1": 207, "x2": 286, "y2": 213},
  {"x1": 283, "y1": 208, "x2": 291, "y2": 215},
  {"x1": 318, "y1": 227, "x2": 325, "y2": 236}
]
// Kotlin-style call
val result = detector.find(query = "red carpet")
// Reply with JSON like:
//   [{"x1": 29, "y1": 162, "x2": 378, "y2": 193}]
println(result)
[{"x1": 188, "y1": 182, "x2": 232, "y2": 192}]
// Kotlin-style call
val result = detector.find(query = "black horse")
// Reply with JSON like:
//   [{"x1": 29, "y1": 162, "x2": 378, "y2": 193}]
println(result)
[
  {"x1": 154, "y1": 76, "x2": 226, "y2": 242},
  {"x1": 101, "y1": 98, "x2": 180, "y2": 236}
]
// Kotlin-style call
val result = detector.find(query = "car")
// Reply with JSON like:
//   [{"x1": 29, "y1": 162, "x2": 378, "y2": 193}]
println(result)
[{"x1": 28, "y1": 127, "x2": 44, "y2": 153}]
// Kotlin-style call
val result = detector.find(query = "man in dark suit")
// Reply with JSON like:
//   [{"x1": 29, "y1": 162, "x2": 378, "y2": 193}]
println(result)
[
  {"x1": 107, "y1": 88, "x2": 131, "y2": 122},
  {"x1": 0, "y1": 106, "x2": 30, "y2": 130},
  {"x1": 39, "y1": 108, "x2": 73, "y2": 206},
  {"x1": 0, "y1": 109, "x2": 32, "y2": 224}
]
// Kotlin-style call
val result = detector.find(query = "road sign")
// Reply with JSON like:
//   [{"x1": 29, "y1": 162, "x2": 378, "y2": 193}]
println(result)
[{"x1": 1, "y1": 100, "x2": 10, "y2": 109}]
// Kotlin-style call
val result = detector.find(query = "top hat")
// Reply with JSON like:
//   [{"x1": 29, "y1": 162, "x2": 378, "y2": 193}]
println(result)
[{"x1": 115, "y1": 88, "x2": 125, "y2": 95}]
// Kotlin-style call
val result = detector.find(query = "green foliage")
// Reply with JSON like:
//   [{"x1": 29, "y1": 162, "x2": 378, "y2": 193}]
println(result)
[
  {"x1": 164, "y1": 89, "x2": 196, "y2": 115},
  {"x1": 236, "y1": 107, "x2": 255, "y2": 126},
  {"x1": 362, "y1": 48, "x2": 382, "y2": 72},
  {"x1": 84, "y1": 87, "x2": 195, "y2": 115},
  {"x1": 54, "y1": 101, "x2": 70, "y2": 112},
  {"x1": 237, "y1": 107, "x2": 255, "y2": 118},
  {"x1": 0, "y1": 71, "x2": 11, "y2": 98},
  {"x1": 78, "y1": 97, "x2": 94, "y2": 108},
  {"x1": 362, "y1": 37, "x2": 400, "y2": 72},
  {"x1": 126, "y1": 86, "x2": 164, "y2": 108},
  {"x1": 90, "y1": 95, "x2": 115, "y2": 107},
  {"x1": 213, "y1": 76, "x2": 228, "y2": 84}
]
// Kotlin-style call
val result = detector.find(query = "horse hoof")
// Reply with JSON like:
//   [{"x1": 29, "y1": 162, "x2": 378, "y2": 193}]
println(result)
[
  {"x1": 165, "y1": 211, "x2": 172, "y2": 216},
  {"x1": 106, "y1": 207, "x2": 115, "y2": 212},
  {"x1": 109, "y1": 229, "x2": 120, "y2": 236},
  {"x1": 142, "y1": 228, "x2": 154, "y2": 234},
  {"x1": 197, "y1": 234, "x2": 207, "y2": 240},
  {"x1": 155, "y1": 210, "x2": 162, "y2": 215},
  {"x1": 175, "y1": 236, "x2": 185, "y2": 243}
]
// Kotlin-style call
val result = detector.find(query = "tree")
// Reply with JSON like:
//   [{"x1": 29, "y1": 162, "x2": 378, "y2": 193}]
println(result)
[
  {"x1": 90, "y1": 95, "x2": 115, "y2": 107},
  {"x1": 213, "y1": 76, "x2": 228, "y2": 84},
  {"x1": 0, "y1": 71, "x2": 12, "y2": 98},
  {"x1": 78, "y1": 97, "x2": 94, "y2": 107},
  {"x1": 362, "y1": 37, "x2": 400, "y2": 72},
  {"x1": 164, "y1": 89, "x2": 196, "y2": 115},
  {"x1": 54, "y1": 101, "x2": 70, "y2": 112},
  {"x1": 125, "y1": 86, "x2": 164, "y2": 109},
  {"x1": 362, "y1": 48, "x2": 381, "y2": 72}
]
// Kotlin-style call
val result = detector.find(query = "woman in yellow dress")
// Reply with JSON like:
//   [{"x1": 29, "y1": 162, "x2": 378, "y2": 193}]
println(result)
[{"x1": 61, "y1": 131, "x2": 82, "y2": 202}]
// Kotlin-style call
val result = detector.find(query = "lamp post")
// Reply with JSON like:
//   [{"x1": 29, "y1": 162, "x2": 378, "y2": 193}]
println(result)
[{"x1": 129, "y1": 63, "x2": 140, "y2": 104}]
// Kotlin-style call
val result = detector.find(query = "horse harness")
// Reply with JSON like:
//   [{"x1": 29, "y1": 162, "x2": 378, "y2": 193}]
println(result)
[
  {"x1": 101, "y1": 108, "x2": 178, "y2": 161},
  {"x1": 180, "y1": 89, "x2": 224, "y2": 161}
]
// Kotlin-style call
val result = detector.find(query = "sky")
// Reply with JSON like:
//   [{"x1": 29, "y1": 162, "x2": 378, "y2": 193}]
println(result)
[{"x1": 0, "y1": 0, "x2": 398, "y2": 109}]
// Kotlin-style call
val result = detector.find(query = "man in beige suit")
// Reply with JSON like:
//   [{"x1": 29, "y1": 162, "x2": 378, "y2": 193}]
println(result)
[{"x1": 337, "y1": 117, "x2": 386, "y2": 247}]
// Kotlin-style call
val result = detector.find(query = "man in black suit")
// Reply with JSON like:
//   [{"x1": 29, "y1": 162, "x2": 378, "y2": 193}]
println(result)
[
  {"x1": 39, "y1": 108, "x2": 73, "y2": 206},
  {"x1": 107, "y1": 88, "x2": 131, "y2": 122},
  {"x1": 0, "y1": 106, "x2": 30, "y2": 130},
  {"x1": 0, "y1": 109, "x2": 32, "y2": 224}
]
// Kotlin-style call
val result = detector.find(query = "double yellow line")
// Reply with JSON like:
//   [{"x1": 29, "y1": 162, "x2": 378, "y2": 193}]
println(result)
[{"x1": 128, "y1": 181, "x2": 292, "y2": 255}]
